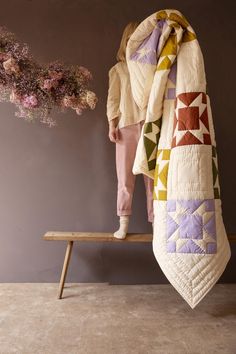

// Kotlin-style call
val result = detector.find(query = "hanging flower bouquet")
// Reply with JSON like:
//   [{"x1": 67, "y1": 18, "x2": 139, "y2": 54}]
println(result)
[{"x1": 0, "y1": 26, "x2": 97, "y2": 127}]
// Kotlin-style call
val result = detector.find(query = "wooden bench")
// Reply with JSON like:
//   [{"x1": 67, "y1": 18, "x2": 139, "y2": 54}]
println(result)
[{"x1": 43, "y1": 232, "x2": 152, "y2": 299}]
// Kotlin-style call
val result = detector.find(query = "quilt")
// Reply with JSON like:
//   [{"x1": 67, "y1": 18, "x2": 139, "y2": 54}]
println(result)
[{"x1": 126, "y1": 9, "x2": 231, "y2": 308}]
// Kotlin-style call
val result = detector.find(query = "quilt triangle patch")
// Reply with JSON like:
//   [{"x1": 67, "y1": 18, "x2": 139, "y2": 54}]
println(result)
[
  {"x1": 200, "y1": 108, "x2": 210, "y2": 130},
  {"x1": 178, "y1": 239, "x2": 205, "y2": 254},
  {"x1": 176, "y1": 131, "x2": 202, "y2": 145},
  {"x1": 144, "y1": 136, "x2": 156, "y2": 160},
  {"x1": 157, "y1": 56, "x2": 172, "y2": 71},
  {"x1": 178, "y1": 92, "x2": 201, "y2": 106}
]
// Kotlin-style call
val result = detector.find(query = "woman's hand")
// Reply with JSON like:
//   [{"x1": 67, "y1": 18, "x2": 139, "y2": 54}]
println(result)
[{"x1": 108, "y1": 118, "x2": 119, "y2": 143}]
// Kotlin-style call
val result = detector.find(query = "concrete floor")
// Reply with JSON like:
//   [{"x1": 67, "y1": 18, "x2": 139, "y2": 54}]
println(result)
[{"x1": 0, "y1": 284, "x2": 235, "y2": 354}]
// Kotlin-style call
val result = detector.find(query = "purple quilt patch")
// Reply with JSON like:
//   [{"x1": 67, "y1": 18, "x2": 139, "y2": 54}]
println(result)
[
  {"x1": 165, "y1": 88, "x2": 176, "y2": 100},
  {"x1": 168, "y1": 61, "x2": 177, "y2": 85},
  {"x1": 130, "y1": 20, "x2": 165, "y2": 65},
  {"x1": 179, "y1": 214, "x2": 203, "y2": 239},
  {"x1": 166, "y1": 199, "x2": 217, "y2": 254}
]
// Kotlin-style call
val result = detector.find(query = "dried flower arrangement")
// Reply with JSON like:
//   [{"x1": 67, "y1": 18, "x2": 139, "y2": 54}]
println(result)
[{"x1": 0, "y1": 26, "x2": 97, "y2": 127}]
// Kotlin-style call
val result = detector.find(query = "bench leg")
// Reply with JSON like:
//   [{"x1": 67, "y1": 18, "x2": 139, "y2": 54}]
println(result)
[{"x1": 58, "y1": 241, "x2": 74, "y2": 299}]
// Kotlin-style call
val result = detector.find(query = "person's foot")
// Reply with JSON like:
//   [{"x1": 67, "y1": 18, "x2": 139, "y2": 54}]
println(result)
[{"x1": 114, "y1": 216, "x2": 129, "y2": 239}]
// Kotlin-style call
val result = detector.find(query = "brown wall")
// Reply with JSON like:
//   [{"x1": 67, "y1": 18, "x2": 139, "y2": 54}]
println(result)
[{"x1": 0, "y1": 0, "x2": 235, "y2": 283}]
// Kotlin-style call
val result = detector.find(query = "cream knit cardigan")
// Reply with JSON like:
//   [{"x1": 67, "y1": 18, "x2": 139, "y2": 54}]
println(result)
[{"x1": 106, "y1": 61, "x2": 146, "y2": 128}]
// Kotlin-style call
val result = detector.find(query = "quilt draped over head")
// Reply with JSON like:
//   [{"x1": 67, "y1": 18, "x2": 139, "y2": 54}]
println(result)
[{"x1": 126, "y1": 9, "x2": 231, "y2": 308}]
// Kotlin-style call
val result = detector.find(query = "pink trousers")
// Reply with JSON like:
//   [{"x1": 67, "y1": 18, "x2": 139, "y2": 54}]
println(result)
[{"x1": 115, "y1": 121, "x2": 154, "y2": 223}]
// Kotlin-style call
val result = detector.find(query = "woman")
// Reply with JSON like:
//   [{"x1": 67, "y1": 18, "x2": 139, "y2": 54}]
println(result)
[{"x1": 106, "y1": 22, "x2": 154, "y2": 239}]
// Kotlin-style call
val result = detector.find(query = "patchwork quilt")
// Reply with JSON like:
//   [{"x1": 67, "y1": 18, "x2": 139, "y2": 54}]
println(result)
[{"x1": 126, "y1": 9, "x2": 231, "y2": 308}]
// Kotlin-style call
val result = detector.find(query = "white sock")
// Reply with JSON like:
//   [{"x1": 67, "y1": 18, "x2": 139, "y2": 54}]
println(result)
[{"x1": 114, "y1": 216, "x2": 129, "y2": 239}]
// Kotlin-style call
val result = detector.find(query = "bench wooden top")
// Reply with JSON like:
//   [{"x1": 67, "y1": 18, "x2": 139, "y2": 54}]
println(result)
[{"x1": 43, "y1": 232, "x2": 152, "y2": 242}]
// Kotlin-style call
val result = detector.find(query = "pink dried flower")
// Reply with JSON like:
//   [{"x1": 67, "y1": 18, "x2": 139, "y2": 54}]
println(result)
[
  {"x1": 77, "y1": 66, "x2": 92, "y2": 79},
  {"x1": 40, "y1": 115, "x2": 57, "y2": 127},
  {"x1": 15, "y1": 108, "x2": 26, "y2": 118},
  {"x1": 3, "y1": 57, "x2": 20, "y2": 75},
  {"x1": 0, "y1": 25, "x2": 98, "y2": 126},
  {"x1": 45, "y1": 80, "x2": 53, "y2": 90},
  {"x1": 75, "y1": 66, "x2": 92, "y2": 84},
  {"x1": 75, "y1": 107, "x2": 82, "y2": 115},
  {"x1": 48, "y1": 70, "x2": 63, "y2": 80},
  {"x1": 41, "y1": 78, "x2": 58, "y2": 90},
  {"x1": 0, "y1": 52, "x2": 9, "y2": 61},
  {"x1": 22, "y1": 94, "x2": 38, "y2": 108},
  {"x1": 9, "y1": 90, "x2": 22, "y2": 103},
  {"x1": 86, "y1": 90, "x2": 97, "y2": 109},
  {"x1": 62, "y1": 94, "x2": 77, "y2": 109}
]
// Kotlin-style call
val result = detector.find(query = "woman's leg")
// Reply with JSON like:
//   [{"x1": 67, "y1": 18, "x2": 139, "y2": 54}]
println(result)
[
  {"x1": 116, "y1": 124, "x2": 140, "y2": 217},
  {"x1": 114, "y1": 123, "x2": 140, "y2": 238}
]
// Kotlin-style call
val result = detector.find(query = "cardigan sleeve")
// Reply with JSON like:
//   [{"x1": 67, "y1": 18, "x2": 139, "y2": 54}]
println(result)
[{"x1": 106, "y1": 66, "x2": 121, "y2": 121}]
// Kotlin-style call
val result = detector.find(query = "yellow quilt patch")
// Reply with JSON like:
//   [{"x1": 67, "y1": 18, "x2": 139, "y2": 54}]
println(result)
[{"x1": 153, "y1": 149, "x2": 171, "y2": 201}]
